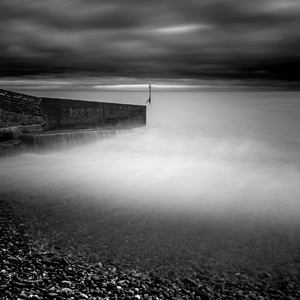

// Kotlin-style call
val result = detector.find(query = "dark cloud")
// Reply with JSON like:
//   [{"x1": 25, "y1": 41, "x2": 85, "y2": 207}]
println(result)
[{"x1": 0, "y1": 0, "x2": 300, "y2": 86}]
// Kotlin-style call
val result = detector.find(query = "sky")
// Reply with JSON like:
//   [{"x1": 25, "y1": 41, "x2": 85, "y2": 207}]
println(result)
[{"x1": 1, "y1": 0, "x2": 300, "y2": 90}]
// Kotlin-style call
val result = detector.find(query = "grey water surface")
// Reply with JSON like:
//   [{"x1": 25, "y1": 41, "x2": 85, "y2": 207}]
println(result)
[{"x1": 1, "y1": 90, "x2": 299, "y2": 273}]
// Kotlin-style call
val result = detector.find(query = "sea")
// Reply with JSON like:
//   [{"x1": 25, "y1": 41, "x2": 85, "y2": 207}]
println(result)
[{"x1": 0, "y1": 89, "x2": 299, "y2": 273}]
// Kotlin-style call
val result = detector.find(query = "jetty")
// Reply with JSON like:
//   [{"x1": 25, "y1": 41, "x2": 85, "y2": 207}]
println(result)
[{"x1": 0, "y1": 89, "x2": 146, "y2": 154}]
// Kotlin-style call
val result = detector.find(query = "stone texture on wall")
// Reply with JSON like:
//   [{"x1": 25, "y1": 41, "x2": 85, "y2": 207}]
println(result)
[
  {"x1": 41, "y1": 97, "x2": 146, "y2": 130},
  {"x1": 0, "y1": 89, "x2": 44, "y2": 127},
  {"x1": 0, "y1": 89, "x2": 44, "y2": 141},
  {"x1": 0, "y1": 89, "x2": 146, "y2": 142}
]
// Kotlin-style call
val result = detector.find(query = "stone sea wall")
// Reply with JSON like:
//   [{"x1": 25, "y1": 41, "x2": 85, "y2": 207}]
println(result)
[
  {"x1": 0, "y1": 89, "x2": 146, "y2": 142},
  {"x1": 0, "y1": 89, "x2": 44, "y2": 141},
  {"x1": 41, "y1": 97, "x2": 146, "y2": 130}
]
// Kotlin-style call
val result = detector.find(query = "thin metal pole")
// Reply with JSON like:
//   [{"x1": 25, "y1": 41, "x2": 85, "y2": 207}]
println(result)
[{"x1": 146, "y1": 84, "x2": 152, "y2": 104}]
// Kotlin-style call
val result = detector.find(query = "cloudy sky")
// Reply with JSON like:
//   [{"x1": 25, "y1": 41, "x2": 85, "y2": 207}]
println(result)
[{"x1": 1, "y1": 0, "x2": 300, "y2": 89}]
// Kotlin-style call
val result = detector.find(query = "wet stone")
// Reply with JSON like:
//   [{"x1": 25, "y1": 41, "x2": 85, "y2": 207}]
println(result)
[{"x1": 0, "y1": 199, "x2": 299, "y2": 300}]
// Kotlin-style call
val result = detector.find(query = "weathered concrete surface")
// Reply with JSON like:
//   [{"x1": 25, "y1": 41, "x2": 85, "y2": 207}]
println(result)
[
  {"x1": 0, "y1": 89, "x2": 146, "y2": 143},
  {"x1": 0, "y1": 89, "x2": 44, "y2": 141},
  {"x1": 41, "y1": 97, "x2": 146, "y2": 130},
  {"x1": 20, "y1": 128, "x2": 118, "y2": 148},
  {"x1": 0, "y1": 89, "x2": 43, "y2": 121}
]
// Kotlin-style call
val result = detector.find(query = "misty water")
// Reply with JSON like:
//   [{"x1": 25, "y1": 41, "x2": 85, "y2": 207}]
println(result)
[{"x1": 1, "y1": 90, "x2": 300, "y2": 274}]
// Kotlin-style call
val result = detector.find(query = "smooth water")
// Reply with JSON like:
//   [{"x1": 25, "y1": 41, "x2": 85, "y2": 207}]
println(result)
[{"x1": 1, "y1": 90, "x2": 299, "y2": 272}]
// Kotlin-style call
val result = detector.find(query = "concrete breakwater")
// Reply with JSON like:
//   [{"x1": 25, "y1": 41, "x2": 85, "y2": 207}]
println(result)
[
  {"x1": 0, "y1": 89, "x2": 44, "y2": 141},
  {"x1": 0, "y1": 88, "x2": 146, "y2": 152},
  {"x1": 20, "y1": 128, "x2": 119, "y2": 148}
]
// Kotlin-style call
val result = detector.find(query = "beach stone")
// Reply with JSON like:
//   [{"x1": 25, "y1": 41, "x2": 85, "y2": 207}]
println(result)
[
  {"x1": 78, "y1": 292, "x2": 89, "y2": 299},
  {"x1": 28, "y1": 295, "x2": 41, "y2": 300},
  {"x1": 20, "y1": 291, "x2": 28, "y2": 298},
  {"x1": 195, "y1": 291, "x2": 210, "y2": 300},
  {"x1": 94, "y1": 262, "x2": 102, "y2": 268},
  {"x1": 61, "y1": 280, "x2": 72, "y2": 286},
  {"x1": 186, "y1": 278, "x2": 198, "y2": 287},
  {"x1": 0, "y1": 199, "x2": 299, "y2": 300},
  {"x1": 60, "y1": 287, "x2": 73, "y2": 296}
]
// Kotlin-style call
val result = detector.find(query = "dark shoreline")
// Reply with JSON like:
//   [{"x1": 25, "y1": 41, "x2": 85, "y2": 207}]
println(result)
[{"x1": 1, "y1": 198, "x2": 299, "y2": 300}]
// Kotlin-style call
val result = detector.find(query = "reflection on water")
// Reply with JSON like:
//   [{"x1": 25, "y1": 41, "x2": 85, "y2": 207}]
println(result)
[{"x1": 0, "y1": 90, "x2": 300, "y2": 273}]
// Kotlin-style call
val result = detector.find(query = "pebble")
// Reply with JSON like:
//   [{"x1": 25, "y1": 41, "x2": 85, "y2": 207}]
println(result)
[
  {"x1": 47, "y1": 293, "x2": 58, "y2": 298},
  {"x1": 0, "y1": 200, "x2": 299, "y2": 300},
  {"x1": 62, "y1": 280, "x2": 72, "y2": 286},
  {"x1": 60, "y1": 287, "x2": 73, "y2": 296},
  {"x1": 94, "y1": 262, "x2": 102, "y2": 268},
  {"x1": 28, "y1": 295, "x2": 41, "y2": 300},
  {"x1": 20, "y1": 291, "x2": 28, "y2": 298},
  {"x1": 79, "y1": 292, "x2": 89, "y2": 299}
]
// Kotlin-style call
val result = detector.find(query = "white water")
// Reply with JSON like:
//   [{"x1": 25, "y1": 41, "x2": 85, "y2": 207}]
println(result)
[{"x1": 1, "y1": 90, "x2": 300, "y2": 222}]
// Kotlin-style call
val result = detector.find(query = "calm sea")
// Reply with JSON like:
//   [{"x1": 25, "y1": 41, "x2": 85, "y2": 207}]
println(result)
[
  {"x1": 31, "y1": 89, "x2": 300, "y2": 161},
  {"x1": 1, "y1": 89, "x2": 299, "y2": 272}
]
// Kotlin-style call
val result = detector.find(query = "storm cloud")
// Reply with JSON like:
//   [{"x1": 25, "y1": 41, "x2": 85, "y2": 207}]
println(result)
[{"x1": 1, "y1": 0, "x2": 300, "y2": 87}]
